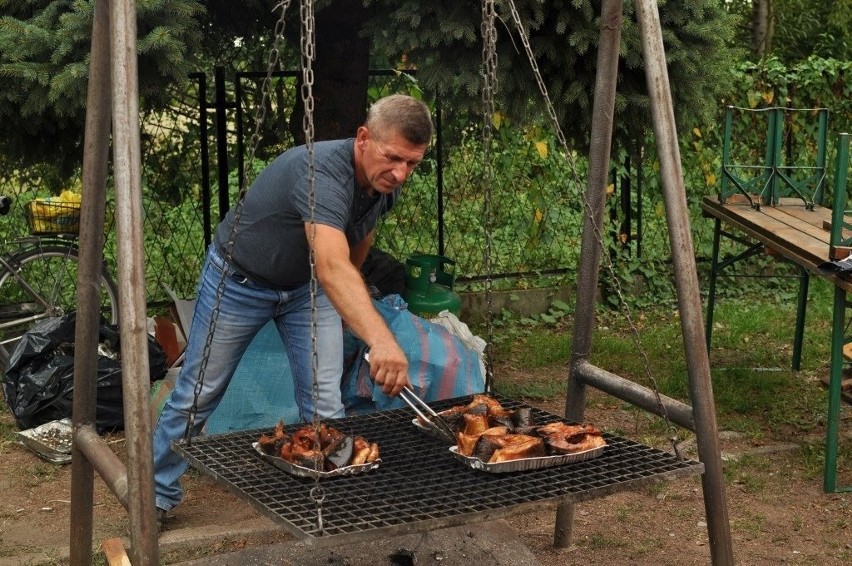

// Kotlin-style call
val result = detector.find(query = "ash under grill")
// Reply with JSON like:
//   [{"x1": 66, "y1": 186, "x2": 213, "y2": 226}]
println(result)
[{"x1": 174, "y1": 394, "x2": 703, "y2": 546}]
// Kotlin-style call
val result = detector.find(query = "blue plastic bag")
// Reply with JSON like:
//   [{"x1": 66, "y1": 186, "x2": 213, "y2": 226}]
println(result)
[{"x1": 342, "y1": 295, "x2": 485, "y2": 414}]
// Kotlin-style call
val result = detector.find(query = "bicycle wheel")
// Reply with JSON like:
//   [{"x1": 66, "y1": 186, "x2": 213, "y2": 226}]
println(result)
[{"x1": 0, "y1": 245, "x2": 119, "y2": 358}]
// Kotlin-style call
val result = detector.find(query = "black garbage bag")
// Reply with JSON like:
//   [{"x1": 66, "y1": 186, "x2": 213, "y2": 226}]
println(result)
[
  {"x1": 2, "y1": 312, "x2": 167, "y2": 433},
  {"x1": 361, "y1": 248, "x2": 406, "y2": 297}
]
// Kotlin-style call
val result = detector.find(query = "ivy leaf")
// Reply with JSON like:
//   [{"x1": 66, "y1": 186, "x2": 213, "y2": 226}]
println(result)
[{"x1": 747, "y1": 90, "x2": 761, "y2": 108}]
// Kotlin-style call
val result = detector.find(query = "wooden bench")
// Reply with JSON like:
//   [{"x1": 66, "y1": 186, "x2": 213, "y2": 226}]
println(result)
[{"x1": 701, "y1": 195, "x2": 850, "y2": 493}]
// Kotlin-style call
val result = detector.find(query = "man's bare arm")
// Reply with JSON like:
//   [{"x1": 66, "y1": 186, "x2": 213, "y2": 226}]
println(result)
[{"x1": 307, "y1": 223, "x2": 409, "y2": 395}]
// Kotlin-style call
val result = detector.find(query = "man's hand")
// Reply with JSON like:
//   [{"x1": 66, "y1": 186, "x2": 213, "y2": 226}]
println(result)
[{"x1": 366, "y1": 341, "x2": 410, "y2": 396}]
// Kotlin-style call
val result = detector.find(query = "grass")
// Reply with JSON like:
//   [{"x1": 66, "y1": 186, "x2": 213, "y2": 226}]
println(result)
[
  {"x1": 492, "y1": 374, "x2": 566, "y2": 400},
  {"x1": 723, "y1": 454, "x2": 769, "y2": 492},
  {"x1": 731, "y1": 510, "x2": 768, "y2": 538},
  {"x1": 23, "y1": 461, "x2": 60, "y2": 487},
  {"x1": 0, "y1": 406, "x2": 67, "y2": 491},
  {"x1": 799, "y1": 440, "x2": 852, "y2": 480},
  {"x1": 585, "y1": 532, "x2": 627, "y2": 549}
]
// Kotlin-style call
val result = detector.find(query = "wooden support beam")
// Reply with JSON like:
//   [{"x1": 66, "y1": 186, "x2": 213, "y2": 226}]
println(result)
[{"x1": 101, "y1": 538, "x2": 131, "y2": 566}]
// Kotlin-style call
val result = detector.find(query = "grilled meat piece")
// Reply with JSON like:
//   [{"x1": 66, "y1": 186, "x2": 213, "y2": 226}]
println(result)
[
  {"x1": 488, "y1": 408, "x2": 515, "y2": 430},
  {"x1": 456, "y1": 431, "x2": 479, "y2": 456},
  {"x1": 536, "y1": 422, "x2": 606, "y2": 454},
  {"x1": 351, "y1": 435, "x2": 380, "y2": 465},
  {"x1": 291, "y1": 427, "x2": 321, "y2": 452},
  {"x1": 318, "y1": 423, "x2": 345, "y2": 446},
  {"x1": 437, "y1": 404, "x2": 469, "y2": 432},
  {"x1": 292, "y1": 448, "x2": 324, "y2": 471},
  {"x1": 425, "y1": 396, "x2": 533, "y2": 435},
  {"x1": 257, "y1": 424, "x2": 379, "y2": 470},
  {"x1": 466, "y1": 394, "x2": 503, "y2": 414},
  {"x1": 462, "y1": 412, "x2": 491, "y2": 436},
  {"x1": 470, "y1": 426, "x2": 510, "y2": 461},
  {"x1": 544, "y1": 430, "x2": 606, "y2": 454},
  {"x1": 535, "y1": 421, "x2": 599, "y2": 436},
  {"x1": 366, "y1": 441, "x2": 380, "y2": 463},
  {"x1": 257, "y1": 421, "x2": 287, "y2": 455},
  {"x1": 488, "y1": 434, "x2": 546, "y2": 463}
]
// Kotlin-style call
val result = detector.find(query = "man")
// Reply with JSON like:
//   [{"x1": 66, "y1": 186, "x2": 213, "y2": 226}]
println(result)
[{"x1": 152, "y1": 94, "x2": 433, "y2": 523}]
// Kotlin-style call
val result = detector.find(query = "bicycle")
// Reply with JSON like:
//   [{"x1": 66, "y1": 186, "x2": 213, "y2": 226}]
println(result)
[{"x1": 0, "y1": 195, "x2": 119, "y2": 369}]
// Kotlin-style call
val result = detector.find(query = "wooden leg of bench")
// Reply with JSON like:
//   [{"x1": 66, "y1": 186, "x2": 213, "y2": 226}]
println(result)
[
  {"x1": 791, "y1": 266, "x2": 809, "y2": 371},
  {"x1": 705, "y1": 218, "x2": 722, "y2": 353}
]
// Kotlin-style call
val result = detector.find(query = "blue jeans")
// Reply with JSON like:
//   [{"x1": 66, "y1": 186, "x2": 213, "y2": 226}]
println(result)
[{"x1": 153, "y1": 245, "x2": 345, "y2": 511}]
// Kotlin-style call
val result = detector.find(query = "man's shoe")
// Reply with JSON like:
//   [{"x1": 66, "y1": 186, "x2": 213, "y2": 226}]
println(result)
[
  {"x1": 126, "y1": 508, "x2": 174, "y2": 537},
  {"x1": 156, "y1": 507, "x2": 175, "y2": 532}
]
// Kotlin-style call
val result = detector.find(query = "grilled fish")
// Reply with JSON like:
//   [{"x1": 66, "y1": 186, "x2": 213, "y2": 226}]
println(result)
[{"x1": 257, "y1": 424, "x2": 379, "y2": 471}]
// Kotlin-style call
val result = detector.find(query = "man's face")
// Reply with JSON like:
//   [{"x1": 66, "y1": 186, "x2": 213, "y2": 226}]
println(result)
[{"x1": 357, "y1": 128, "x2": 427, "y2": 194}]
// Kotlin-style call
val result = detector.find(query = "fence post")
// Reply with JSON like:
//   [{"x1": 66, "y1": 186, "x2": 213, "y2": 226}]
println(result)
[
  {"x1": 435, "y1": 89, "x2": 445, "y2": 256},
  {"x1": 214, "y1": 66, "x2": 230, "y2": 221},
  {"x1": 191, "y1": 72, "x2": 212, "y2": 247}
]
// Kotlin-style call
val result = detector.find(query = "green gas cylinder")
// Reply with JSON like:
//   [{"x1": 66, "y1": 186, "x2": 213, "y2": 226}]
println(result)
[{"x1": 403, "y1": 254, "x2": 462, "y2": 318}]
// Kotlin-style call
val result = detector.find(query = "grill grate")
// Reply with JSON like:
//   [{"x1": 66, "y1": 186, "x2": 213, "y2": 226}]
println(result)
[{"x1": 174, "y1": 394, "x2": 703, "y2": 546}]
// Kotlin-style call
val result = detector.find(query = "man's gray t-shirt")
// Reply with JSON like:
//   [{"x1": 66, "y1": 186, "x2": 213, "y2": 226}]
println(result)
[{"x1": 214, "y1": 139, "x2": 399, "y2": 288}]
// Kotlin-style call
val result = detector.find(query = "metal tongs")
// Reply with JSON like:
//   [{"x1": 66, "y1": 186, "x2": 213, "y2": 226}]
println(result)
[
  {"x1": 398, "y1": 386, "x2": 457, "y2": 444},
  {"x1": 363, "y1": 350, "x2": 456, "y2": 443}
]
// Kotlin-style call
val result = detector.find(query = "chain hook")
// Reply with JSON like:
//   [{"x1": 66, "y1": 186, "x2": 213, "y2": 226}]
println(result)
[{"x1": 310, "y1": 486, "x2": 325, "y2": 535}]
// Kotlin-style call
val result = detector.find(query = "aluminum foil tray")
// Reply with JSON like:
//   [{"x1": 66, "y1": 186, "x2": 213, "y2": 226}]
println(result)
[
  {"x1": 14, "y1": 419, "x2": 73, "y2": 464},
  {"x1": 449, "y1": 444, "x2": 605, "y2": 473},
  {"x1": 413, "y1": 416, "x2": 607, "y2": 472},
  {"x1": 252, "y1": 442, "x2": 381, "y2": 479}
]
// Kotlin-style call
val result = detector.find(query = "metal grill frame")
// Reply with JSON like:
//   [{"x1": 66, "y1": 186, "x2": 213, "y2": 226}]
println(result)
[{"x1": 174, "y1": 395, "x2": 703, "y2": 547}]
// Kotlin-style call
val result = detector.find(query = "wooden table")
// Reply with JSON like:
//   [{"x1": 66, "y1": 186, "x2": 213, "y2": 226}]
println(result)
[{"x1": 701, "y1": 195, "x2": 849, "y2": 493}]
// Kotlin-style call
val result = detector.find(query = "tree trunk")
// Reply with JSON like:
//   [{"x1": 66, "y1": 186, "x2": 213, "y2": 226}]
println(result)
[
  {"x1": 751, "y1": 0, "x2": 773, "y2": 57},
  {"x1": 290, "y1": 0, "x2": 370, "y2": 143}
]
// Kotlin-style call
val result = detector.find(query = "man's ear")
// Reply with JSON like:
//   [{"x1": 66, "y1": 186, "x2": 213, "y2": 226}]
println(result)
[{"x1": 355, "y1": 126, "x2": 369, "y2": 146}]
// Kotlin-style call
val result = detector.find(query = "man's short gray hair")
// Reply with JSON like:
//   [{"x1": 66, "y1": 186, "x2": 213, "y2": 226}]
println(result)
[{"x1": 365, "y1": 94, "x2": 433, "y2": 146}]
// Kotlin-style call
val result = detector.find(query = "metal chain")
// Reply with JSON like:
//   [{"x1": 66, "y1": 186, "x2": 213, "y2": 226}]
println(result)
[
  {"x1": 299, "y1": 0, "x2": 325, "y2": 532},
  {"x1": 185, "y1": 0, "x2": 294, "y2": 443},
  {"x1": 301, "y1": 0, "x2": 318, "y2": 436},
  {"x1": 481, "y1": 0, "x2": 497, "y2": 392},
  {"x1": 502, "y1": 0, "x2": 681, "y2": 457}
]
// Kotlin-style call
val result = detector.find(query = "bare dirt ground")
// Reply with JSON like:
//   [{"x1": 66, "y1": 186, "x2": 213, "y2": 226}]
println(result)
[{"x1": 1, "y1": 364, "x2": 850, "y2": 565}]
